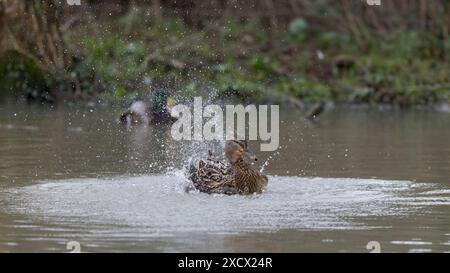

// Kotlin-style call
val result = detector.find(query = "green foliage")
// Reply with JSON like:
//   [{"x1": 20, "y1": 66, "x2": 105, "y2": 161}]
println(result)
[
  {"x1": 114, "y1": 86, "x2": 127, "y2": 98},
  {"x1": 317, "y1": 31, "x2": 354, "y2": 51},
  {"x1": 22, "y1": 9, "x2": 449, "y2": 106},
  {"x1": 0, "y1": 49, "x2": 50, "y2": 99},
  {"x1": 277, "y1": 77, "x2": 332, "y2": 102},
  {"x1": 288, "y1": 18, "x2": 309, "y2": 43}
]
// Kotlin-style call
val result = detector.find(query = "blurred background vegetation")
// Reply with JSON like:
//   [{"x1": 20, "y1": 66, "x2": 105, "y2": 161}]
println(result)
[{"x1": 1, "y1": 0, "x2": 450, "y2": 106}]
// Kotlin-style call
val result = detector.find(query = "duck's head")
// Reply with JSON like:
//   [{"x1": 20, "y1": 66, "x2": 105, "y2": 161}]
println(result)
[{"x1": 225, "y1": 140, "x2": 258, "y2": 164}]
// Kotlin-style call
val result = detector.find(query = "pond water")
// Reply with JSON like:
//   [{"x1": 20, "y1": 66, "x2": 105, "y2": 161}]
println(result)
[{"x1": 0, "y1": 101, "x2": 449, "y2": 252}]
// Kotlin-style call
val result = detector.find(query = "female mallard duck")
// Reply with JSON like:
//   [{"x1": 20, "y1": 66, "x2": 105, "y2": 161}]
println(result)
[{"x1": 188, "y1": 140, "x2": 268, "y2": 195}]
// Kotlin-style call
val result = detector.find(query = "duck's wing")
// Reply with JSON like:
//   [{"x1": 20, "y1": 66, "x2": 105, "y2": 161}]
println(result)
[{"x1": 188, "y1": 159, "x2": 237, "y2": 194}]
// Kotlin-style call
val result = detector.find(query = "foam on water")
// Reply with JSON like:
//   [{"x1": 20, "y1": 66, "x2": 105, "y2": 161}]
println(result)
[{"x1": 3, "y1": 173, "x2": 450, "y2": 239}]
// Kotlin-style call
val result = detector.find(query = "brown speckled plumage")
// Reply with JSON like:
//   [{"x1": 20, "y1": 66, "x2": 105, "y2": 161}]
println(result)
[
  {"x1": 232, "y1": 159, "x2": 268, "y2": 194},
  {"x1": 188, "y1": 140, "x2": 268, "y2": 195}
]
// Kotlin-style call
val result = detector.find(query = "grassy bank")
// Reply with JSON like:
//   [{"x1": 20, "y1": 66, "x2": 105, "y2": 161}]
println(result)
[{"x1": 2, "y1": 6, "x2": 450, "y2": 106}]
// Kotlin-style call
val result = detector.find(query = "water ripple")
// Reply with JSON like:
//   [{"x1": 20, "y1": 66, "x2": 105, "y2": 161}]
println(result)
[{"x1": 2, "y1": 174, "x2": 449, "y2": 237}]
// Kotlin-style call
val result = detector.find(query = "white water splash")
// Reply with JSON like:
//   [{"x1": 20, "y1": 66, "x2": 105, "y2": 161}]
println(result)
[{"x1": 3, "y1": 175, "x2": 449, "y2": 236}]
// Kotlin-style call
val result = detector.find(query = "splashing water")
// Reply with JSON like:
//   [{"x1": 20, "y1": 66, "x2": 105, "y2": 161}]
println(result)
[
  {"x1": 260, "y1": 149, "x2": 281, "y2": 173},
  {"x1": 2, "y1": 174, "x2": 450, "y2": 237},
  {"x1": 2, "y1": 102, "x2": 450, "y2": 252}
]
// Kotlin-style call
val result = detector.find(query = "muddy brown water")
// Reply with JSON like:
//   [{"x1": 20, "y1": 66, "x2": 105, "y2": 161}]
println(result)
[{"x1": 0, "y1": 101, "x2": 449, "y2": 252}]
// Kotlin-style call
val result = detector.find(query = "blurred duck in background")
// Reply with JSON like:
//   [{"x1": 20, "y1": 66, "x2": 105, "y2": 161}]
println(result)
[{"x1": 120, "y1": 89, "x2": 177, "y2": 126}]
